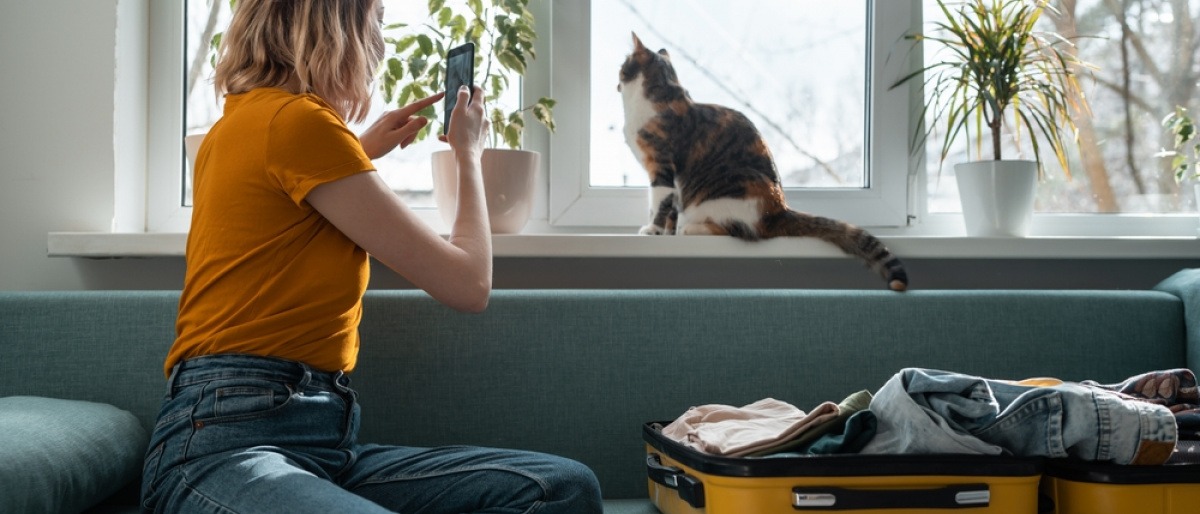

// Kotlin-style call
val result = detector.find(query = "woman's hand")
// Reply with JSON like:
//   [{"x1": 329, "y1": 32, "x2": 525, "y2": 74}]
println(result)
[
  {"x1": 311, "y1": 86, "x2": 494, "y2": 313},
  {"x1": 358, "y1": 92, "x2": 445, "y2": 160},
  {"x1": 439, "y1": 85, "x2": 489, "y2": 159}
]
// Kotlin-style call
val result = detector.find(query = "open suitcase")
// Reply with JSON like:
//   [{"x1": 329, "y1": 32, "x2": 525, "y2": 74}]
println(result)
[
  {"x1": 1040, "y1": 458, "x2": 1200, "y2": 514},
  {"x1": 644, "y1": 422, "x2": 1043, "y2": 514}
]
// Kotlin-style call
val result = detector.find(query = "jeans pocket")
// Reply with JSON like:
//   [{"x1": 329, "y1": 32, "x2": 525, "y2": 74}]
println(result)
[
  {"x1": 215, "y1": 385, "x2": 281, "y2": 417},
  {"x1": 183, "y1": 378, "x2": 298, "y2": 460},
  {"x1": 198, "y1": 379, "x2": 294, "y2": 424}
]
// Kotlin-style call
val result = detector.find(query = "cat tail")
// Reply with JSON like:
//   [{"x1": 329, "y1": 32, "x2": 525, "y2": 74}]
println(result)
[{"x1": 759, "y1": 209, "x2": 909, "y2": 291}]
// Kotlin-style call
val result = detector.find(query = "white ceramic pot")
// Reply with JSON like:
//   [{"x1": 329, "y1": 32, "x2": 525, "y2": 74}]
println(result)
[
  {"x1": 1194, "y1": 182, "x2": 1200, "y2": 237},
  {"x1": 432, "y1": 149, "x2": 538, "y2": 234},
  {"x1": 184, "y1": 133, "x2": 207, "y2": 168},
  {"x1": 954, "y1": 160, "x2": 1038, "y2": 237}
]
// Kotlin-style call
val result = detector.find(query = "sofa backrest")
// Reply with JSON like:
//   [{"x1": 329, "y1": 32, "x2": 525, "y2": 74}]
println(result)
[{"x1": 0, "y1": 288, "x2": 1188, "y2": 499}]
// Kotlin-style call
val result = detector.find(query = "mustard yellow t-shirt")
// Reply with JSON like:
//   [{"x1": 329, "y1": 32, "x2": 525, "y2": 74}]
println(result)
[{"x1": 167, "y1": 88, "x2": 374, "y2": 376}]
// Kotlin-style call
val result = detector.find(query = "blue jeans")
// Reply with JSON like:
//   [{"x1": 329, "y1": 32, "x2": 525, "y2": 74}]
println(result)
[
  {"x1": 140, "y1": 355, "x2": 602, "y2": 514},
  {"x1": 862, "y1": 368, "x2": 1178, "y2": 465}
]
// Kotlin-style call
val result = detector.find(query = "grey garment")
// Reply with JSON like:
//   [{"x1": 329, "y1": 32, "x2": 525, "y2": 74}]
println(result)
[{"x1": 862, "y1": 368, "x2": 1178, "y2": 465}]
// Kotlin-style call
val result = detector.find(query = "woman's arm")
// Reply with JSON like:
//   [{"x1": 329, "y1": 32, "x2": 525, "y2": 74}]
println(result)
[{"x1": 307, "y1": 87, "x2": 493, "y2": 312}]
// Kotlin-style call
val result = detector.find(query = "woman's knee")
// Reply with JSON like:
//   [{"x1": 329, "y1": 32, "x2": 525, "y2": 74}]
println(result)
[{"x1": 536, "y1": 454, "x2": 603, "y2": 513}]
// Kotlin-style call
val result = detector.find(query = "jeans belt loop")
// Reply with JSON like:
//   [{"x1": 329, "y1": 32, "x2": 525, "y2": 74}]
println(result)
[
  {"x1": 165, "y1": 363, "x2": 182, "y2": 399},
  {"x1": 299, "y1": 369, "x2": 314, "y2": 391}
]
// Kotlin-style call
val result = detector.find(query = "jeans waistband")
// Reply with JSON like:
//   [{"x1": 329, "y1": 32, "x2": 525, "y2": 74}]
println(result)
[{"x1": 169, "y1": 354, "x2": 350, "y2": 392}]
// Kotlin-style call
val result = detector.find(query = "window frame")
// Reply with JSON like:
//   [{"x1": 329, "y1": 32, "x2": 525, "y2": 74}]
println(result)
[
  {"x1": 540, "y1": 0, "x2": 914, "y2": 229},
  {"x1": 140, "y1": 0, "x2": 1199, "y2": 238},
  {"x1": 146, "y1": 0, "x2": 189, "y2": 233}
]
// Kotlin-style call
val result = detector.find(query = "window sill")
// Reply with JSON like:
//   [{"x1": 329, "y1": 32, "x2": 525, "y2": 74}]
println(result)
[{"x1": 47, "y1": 231, "x2": 1199, "y2": 259}]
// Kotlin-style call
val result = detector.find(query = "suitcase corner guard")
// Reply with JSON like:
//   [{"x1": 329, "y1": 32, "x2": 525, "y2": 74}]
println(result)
[{"x1": 647, "y1": 453, "x2": 706, "y2": 508}]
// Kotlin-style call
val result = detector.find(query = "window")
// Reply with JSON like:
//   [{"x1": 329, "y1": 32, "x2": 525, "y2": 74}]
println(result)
[
  {"x1": 148, "y1": 0, "x2": 1197, "y2": 236},
  {"x1": 920, "y1": 0, "x2": 1200, "y2": 218},
  {"x1": 181, "y1": 0, "x2": 517, "y2": 211},
  {"x1": 547, "y1": 0, "x2": 911, "y2": 227},
  {"x1": 587, "y1": 1, "x2": 869, "y2": 190}
]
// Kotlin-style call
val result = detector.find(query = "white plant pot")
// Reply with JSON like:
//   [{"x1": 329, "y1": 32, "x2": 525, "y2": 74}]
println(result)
[
  {"x1": 955, "y1": 160, "x2": 1038, "y2": 237},
  {"x1": 432, "y1": 149, "x2": 538, "y2": 234},
  {"x1": 184, "y1": 133, "x2": 207, "y2": 168},
  {"x1": 1195, "y1": 182, "x2": 1200, "y2": 237}
]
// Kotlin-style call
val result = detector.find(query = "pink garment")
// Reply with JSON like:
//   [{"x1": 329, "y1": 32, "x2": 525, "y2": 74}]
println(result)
[{"x1": 662, "y1": 398, "x2": 840, "y2": 457}]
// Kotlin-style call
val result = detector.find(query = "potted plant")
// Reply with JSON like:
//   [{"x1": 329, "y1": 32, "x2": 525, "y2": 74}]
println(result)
[
  {"x1": 1162, "y1": 106, "x2": 1200, "y2": 182},
  {"x1": 1161, "y1": 106, "x2": 1200, "y2": 233},
  {"x1": 380, "y1": 0, "x2": 556, "y2": 234},
  {"x1": 892, "y1": 0, "x2": 1092, "y2": 237}
]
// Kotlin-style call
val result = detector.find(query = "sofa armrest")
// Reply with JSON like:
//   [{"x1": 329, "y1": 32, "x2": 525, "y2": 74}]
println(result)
[{"x1": 1155, "y1": 268, "x2": 1200, "y2": 373}]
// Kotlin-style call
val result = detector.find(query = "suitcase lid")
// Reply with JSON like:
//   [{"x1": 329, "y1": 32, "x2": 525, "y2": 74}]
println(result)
[
  {"x1": 1044, "y1": 458, "x2": 1200, "y2": 485},
  {"x1": 643, "y1": 422, "x2": 1042, "y2": 478}
]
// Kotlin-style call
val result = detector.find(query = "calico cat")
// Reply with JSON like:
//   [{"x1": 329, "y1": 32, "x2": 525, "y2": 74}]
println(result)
[{"x1": 619, "y1": 33, "x2": 909, "y2": 291}]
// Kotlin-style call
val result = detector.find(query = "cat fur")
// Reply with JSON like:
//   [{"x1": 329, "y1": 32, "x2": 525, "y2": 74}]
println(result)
[{"x1": 619, "y1": 32, "x2": 908, "y2": 291}]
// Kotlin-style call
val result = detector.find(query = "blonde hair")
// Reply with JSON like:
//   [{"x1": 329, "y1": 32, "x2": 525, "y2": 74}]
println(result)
[{"x1": 213, "y1": 0, "x2": 384, "y2": 123}]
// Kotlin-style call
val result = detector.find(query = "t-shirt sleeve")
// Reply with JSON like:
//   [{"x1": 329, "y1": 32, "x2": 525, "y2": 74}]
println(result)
[{"x1": 267, "y1": 99, "x2": 375, "y2": 207}]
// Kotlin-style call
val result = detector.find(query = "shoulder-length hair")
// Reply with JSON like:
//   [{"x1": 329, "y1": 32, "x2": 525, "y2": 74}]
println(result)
[{"x1": 213, "y1": 0, "x2": 384, "y2": 123}]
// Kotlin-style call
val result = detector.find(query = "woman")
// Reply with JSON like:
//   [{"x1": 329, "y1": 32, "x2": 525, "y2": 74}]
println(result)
[{"x1": 139, "y1": 1, "x2": 603, "y2": 512}]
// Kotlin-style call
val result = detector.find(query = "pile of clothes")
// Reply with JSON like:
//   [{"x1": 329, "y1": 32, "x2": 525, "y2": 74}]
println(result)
[{"x1": 661, "y1": 367, "x2": 1200, "y2": 465}]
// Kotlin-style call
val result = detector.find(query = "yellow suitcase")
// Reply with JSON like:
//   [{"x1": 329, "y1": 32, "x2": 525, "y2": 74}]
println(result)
[
  {"x1": 644, "y1": 422, "x2": 1042, "y2": 514},
  {"x1": 1040, "y1": 459, "x2": 1200, "y2": 514}
]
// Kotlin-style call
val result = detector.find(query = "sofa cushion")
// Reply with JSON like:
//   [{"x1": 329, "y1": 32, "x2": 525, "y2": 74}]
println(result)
[
  {"x1": 0, "y1": 396, "x2": 148, "y2": 514},
  {"x1": 1155, "y1": 268, "x2": 1200, "y2": 372}
]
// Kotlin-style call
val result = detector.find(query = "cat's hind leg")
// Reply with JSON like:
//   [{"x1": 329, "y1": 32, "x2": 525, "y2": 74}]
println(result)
[
  {"x1": 678, "y1": 221, "x2": 726, "y2": 236},
  {"x1": 677, "y1": 198, "x2": 761, "y2": 238}
]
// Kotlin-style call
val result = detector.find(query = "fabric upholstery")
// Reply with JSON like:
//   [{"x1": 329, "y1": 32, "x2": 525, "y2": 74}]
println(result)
[
  {"x1": 0, "y1": 278, "x2": 1195, "y2": 505},
  {"x1": 351, "y1": 288, "x2": 1187, "y2": 498},
  {"x1": 1155, "y1": 268, "x2": 1200, "y2": 372},
  {"x1": 0, "y1": 396, "x2": 148, "y2": 514}
]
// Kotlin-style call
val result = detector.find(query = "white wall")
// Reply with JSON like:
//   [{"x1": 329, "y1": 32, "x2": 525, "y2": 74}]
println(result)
[{"x1": 0, "y1": 0, "x2": 120, "y2": 290}]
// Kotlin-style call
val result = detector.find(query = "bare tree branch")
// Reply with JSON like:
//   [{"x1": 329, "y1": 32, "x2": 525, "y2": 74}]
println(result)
[
  {"x1": 1055, "y1": 0, "x2": 1120, "y2": 211},
  {"x1": 1114, "y1": 0, "x2": 1146, "y2": 192},
  {"x1": 1090, "y1": 76, "x2": 1155, "y2": 113},
  {"x1": 1103, "y1": 0, "x2": 1166, "y2": 86},
  {"x1": 186, "y1": 1, "x2": 223, "y2": 101},
  {"x1": 616, "y1": 0, "x2": 844, "y2": 184}
]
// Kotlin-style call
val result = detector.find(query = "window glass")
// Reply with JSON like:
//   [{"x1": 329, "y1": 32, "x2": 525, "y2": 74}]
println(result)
[
  {"x1": 922, "y1": 0, "x2": 1199, "y2": 214},
  {"x1": 177, "y1": 1, "x2": 1199, "y2": 233},
  {"x1": 183, "y1": 0, "x2": 231, "y2": 207},
  {"x1": 183, "y1": 0, "x2": 520, "y2": 209},
  {"x1": 588, "y1": 0, "x2": 869, "y2": 189}
]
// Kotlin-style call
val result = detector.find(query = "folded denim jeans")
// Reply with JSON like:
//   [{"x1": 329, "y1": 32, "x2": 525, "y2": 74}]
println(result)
[
  {"x1": 862, "y1": 368, "x2": 1177, "y2": 465},
  {"x1": 1083, "y1": 368, "x2": 1200, "y2": 436}
]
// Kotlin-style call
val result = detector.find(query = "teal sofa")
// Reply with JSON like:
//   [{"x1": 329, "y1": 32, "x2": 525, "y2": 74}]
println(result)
[{"x1": 1, "y1": 269, "x2": 1197, "y2": 513}]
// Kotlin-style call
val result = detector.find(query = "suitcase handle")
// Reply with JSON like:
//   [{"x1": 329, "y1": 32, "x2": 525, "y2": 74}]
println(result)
[
  {"x1": 646, "y1": 453, "x2": 705, "y2": 508},
  {"x1": 792, "y1": 484, "x2": 989, "y2": 510}
]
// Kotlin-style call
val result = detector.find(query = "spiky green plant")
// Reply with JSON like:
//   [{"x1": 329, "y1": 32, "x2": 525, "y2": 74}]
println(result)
[
  {"x1": 379, "y1": 0, "x2": 555, "y2": 149},
  {"x1": 892, "y1": 0, "x2": 1093, "y2": 178}
]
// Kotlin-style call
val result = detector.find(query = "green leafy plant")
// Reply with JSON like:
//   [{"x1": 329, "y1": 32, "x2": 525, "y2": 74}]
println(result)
[
  {"x1": 891, "y1": 0, "x2": 1094, "y2": 178},
  {"x1": 379, "y1": 0, "x2": 555, "y2": 149},
  {"x1": 209, "y1": 0, "x2": 554, "y2": 150},
  {"x1": 1160, "y1": 106, "x2": 1200, "y2": 182}
]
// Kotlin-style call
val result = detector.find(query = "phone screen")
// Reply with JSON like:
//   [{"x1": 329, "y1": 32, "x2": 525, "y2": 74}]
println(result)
[{"x1": 443, "y1": 43, "x2": 475, "y2": 135}]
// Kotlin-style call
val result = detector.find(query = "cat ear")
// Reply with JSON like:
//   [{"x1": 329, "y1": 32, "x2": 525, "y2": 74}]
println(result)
[
  {"x1": 658, "y1": 48, "x2": 671, "y2": 61},
  {"x1": 632, "y1": 32, "x2": 646, "y2": 51}
]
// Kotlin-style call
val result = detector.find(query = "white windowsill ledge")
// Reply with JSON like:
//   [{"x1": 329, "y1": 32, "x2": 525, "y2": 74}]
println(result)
[{"x1": 47, "y1": 231, "x2": 1200, "y2": 259}]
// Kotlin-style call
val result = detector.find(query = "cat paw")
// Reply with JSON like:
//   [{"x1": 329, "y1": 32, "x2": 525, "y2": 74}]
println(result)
[{"x1": 638, "y1": 224, "x2": 664, "y2": 235}]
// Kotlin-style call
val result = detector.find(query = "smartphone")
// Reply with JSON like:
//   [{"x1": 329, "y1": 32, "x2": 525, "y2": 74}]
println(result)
[{"x1": 443, "y1": 42, "x2": 475, "y2": 135}]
